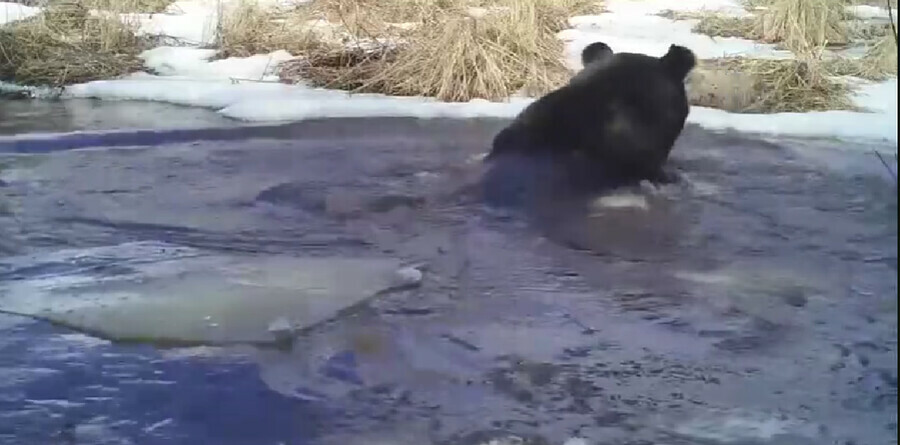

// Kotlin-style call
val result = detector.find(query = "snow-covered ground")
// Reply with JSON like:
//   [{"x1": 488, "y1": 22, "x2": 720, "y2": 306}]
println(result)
[
  {"x1": 2, "y1": 0, "x2": 898, "y2": 144},
  {"x1": 846, "y1": 4, "x2": 898, "y2": 20},
  {"x1": 0, "y1": 1, "x2": 39, "y2": 25}
]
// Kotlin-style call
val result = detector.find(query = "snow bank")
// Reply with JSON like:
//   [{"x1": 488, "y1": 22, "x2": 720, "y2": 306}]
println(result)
[
  {"x1": 139, "y1": 46, "x2": 293, "y2": 79},
  {"x1": 690, "y1": 106, "x2": 898, "y2": 143},
  {"x1": 66, "y1": 72, "x2": 898, "y2": 144},
  {"x1": 601, "y1": 0, "x2": 750, "y2": 17},
  {"x1": 694, "y1": 78, "x2": 897, "y2": 143},
  {"x1": 0, "y1": 1, "x2": 39, "y2": 25},
  {"x1": 560, "y1": 12, "x2": 792, "y2": 70},
  {"x1": 846, "y1": 4, "x2": 898, "y2": 20},
  {"x1": 64, "y1": 74, "x2": 530, "y2": 121}
]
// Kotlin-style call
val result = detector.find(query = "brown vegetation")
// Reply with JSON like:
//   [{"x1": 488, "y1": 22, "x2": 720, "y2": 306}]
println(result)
[{"x1": 0, "y1": 0, "x2": 149, "y2": 86}]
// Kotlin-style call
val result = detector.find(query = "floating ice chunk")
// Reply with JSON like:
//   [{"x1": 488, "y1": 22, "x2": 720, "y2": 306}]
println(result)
[{"x1": 0, "y1": 241, "x2": 412, "y2": 345}]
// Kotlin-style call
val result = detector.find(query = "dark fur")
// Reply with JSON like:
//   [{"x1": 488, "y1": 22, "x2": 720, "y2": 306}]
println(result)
[
  {"x1": 580, "y1": 41, "x2": 613, "y2": 67},
  {"x1": 486, "y1": 42, "x2": 696, "y2": 184}
]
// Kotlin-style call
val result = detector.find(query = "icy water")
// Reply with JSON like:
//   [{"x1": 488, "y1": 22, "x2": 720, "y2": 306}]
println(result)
[
  {"x1": 0, "y1": 98, "x2": 239, "y2": 136},
  {"x1": 0, "y1": 111, "x2": 896, "y2": 445}
]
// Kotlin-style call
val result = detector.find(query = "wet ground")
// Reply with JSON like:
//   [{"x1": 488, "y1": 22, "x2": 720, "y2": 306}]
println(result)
[{"x1": 0, "y1": 116, "x2": 897, "y2": 445}]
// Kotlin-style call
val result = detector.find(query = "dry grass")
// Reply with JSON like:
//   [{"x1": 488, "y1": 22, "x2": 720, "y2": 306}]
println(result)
[
  {"x1": 861, "y1": 32, "x2": 898, "y2": 76},
  {"x1": 88, "y1": 0, "x2": 175, "y2": 13},
  {"x1": 309, "y1": 0, "x2": 459, "y2": 25},
  {"x1": 666, "y1": 2, "x2": 888, "y2": 48},
  {"x1": 217, "y1": 0, "x2": 456, "y2": 58},
  {"x1": 694, "y1": 13, "x2": 761, "y2": 39},
  {"x1": 687, "y1": 62, "x2": 759, "y2": 112},
  {"x1": 18, "y1": 0, "x2": 174, "y2": 12},
  {"x1": 846, "y1": 19, "x2": 894, "y2": 41},
  {"x1": 0, "y1": 0, "x2": 148, "y2": 86},
  {"x1": 304, "y1": 0, "x2": 602, "y2": 32},
  {"x1": 278, "y1": 46, "x2": 401, "y2": 91},
  {"x1": 821, "y1": 25, "x2": 897, "y2": 80},
  {"x1": 659, "y1": 10, "x2": 762, "y2": 40},
  {"x1": 520, "y1": 0, "x2": 606, "y2": 30},
  {"x1": 218, "y1": 1, "x2": 327, "y2": 58},
  {"x1": 753, "y1": 0, "x2": 852, "y2": 53},
  {"x1": 688, "y1": 57, "x2": 855, "y2": 112},
  {"x1": 279, "y1": 0, "x2": 582, "y2": 102},
  {"x1": 365, "y1": 5, "x2": 570, "y2": 101}
]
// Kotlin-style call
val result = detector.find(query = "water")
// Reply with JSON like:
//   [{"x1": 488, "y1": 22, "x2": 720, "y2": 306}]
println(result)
[
  {"x1": 0, "y1": 105, "x2": 896, "y2": 445},
  {"x1": 0, "y1": 98, "x2": 239, "y2": 136}
]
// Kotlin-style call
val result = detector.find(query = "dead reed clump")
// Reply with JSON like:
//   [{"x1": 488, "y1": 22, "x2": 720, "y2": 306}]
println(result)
[
  {"x1": 88, "y1": 0, "x2": 175, "y2": 13},
  {"x1": 524, "y1": 0, "x2": 606, "y2": 31},
  {"x1": 693, "y1": 13, "x2": 761, "y2": 39},
  {"x1": 284, "y1": 0, "x2": 573, "y2": 102},
  {"x1": 660, "y1": 10, "x2": 762, "y2": 40},
  {"x1": 0, "y1": 0, "x2": 147, "y2": 86},
  {"x1": 822, "y1": 32, "x2": 897, "y2": 80},
  {"x1": 366, "y1": 3, "x2": 570, "y2": 101},
  {"x1": 278, "y1": 46, "x2": 401, "y2": 91},
  {"x1": 860, "y1": 32, "x2": 898, "y2": 76},
  {"x1": 688, "y1": 56, "x2": 855, "y2": 113},
  {"x1": 846, "y1": 19, "x2": 893, "y2": 41},
  {"x1": 753, "y1": 0, "x2": 852, "y2": 53},
  {"x1": 218, "y1": 1, "x2": 328, "y2": 58}
]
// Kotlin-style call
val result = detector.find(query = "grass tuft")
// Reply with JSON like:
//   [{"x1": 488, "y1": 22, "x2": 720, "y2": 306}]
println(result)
[
  {"x1": 0, "y1": 0, "x2": 150, "y2": 86},
  {"x1": 279, "y1": 0, "x2": 578, "y2": 102},
  {"x1": 278, "y1": 46, "x2": 400, "y2": 91},
  {"x1": 822, "y1": 33, "x2": 897, "y2": 80},
  {"x1": 694, "y1": 13, "x2": 760, "y2": 39},
  {"x1": 90, "y1": 0, "x2": 175, "y2": 13},
  {"x1": 753, "y1": 0, "x2": 852, "y2": 53},
  {"x1": 659, "y1": 10, "x2": 762, "y2": 40},
  {"x1": 689, "y1": 56, "x2": 855, "y2": 113},
  {"x1": 218, "y1": 1, "x2": 326, "y2": 58},
  {"x1": 860, "y1": 32, "x2": 898, "y2": 77}
]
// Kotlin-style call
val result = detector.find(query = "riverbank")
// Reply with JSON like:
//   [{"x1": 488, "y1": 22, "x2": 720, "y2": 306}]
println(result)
[{"x1": 1, "y1": 0, "x2": 897, "y2": 143}]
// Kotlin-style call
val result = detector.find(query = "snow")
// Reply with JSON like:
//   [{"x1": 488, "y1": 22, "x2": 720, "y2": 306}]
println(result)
[
  {"x1": 595, "y1": 0, "x2": 750, "y2": 17},
  {"x1": 0, "y1": 1, "x2": 39, "y2": 25},
  {"x1": 7, "y1": 0, "x2": 899, "y2": 144},
  {"x1": 64, "y1": 75, "x2": 531, "y2": 120},
  {"x1": 119, "y1": 0, "x2": 308, "y2": 45},
  {"x1": 846, "y1": 4, "x2": 898, "y2": 20},
  {"x1": 124, "y1": 0, "x2": 223, "y2": 46},
  {"x1": 689, "y1": 104, "x2": 898, "y2": 143},
  {"x1": 115, "y1": 0, "x2": 211, "y2": 46},
  {"x1": 561, "y1": 13, "x2": 793, "y2": 70},
  {"x1": 139, "y1": 46, "x2": 293, "y2": 79}
]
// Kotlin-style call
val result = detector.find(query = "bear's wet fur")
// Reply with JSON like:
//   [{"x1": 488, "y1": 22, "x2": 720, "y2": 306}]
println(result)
[{"x1": 485, "y1": 41, "x2": 696, "y2": 191}]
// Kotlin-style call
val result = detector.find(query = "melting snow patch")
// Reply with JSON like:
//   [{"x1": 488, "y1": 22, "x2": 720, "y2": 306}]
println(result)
[
  {"x1": 141, "y1": 47, "x2": 293, "y2": 80},
  {"x1": 846, "y1": 4, "x2": 898, "y2": 20},
  {"x1": 601, "y1": 0, "x2": 750, "y2": 17},
  {"x1": 0, "y1": 2, "x2": 39, "y2": 25}
]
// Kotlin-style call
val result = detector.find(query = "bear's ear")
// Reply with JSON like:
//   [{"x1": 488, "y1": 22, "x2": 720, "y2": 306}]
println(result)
[
  {"x1": 660, "y1": 44, "x2": 696, "y2": 81},
  {"x1": 581, "y1": 41, "x2": 614, "y2": 67}
]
